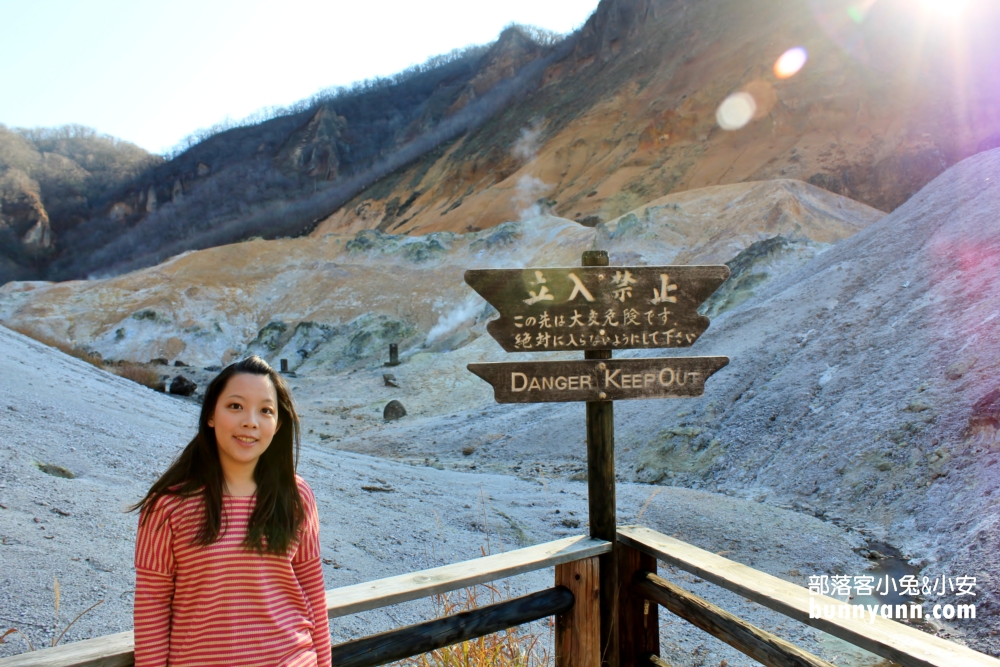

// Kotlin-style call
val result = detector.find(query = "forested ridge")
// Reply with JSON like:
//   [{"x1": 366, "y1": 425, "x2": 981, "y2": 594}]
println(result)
[{"x1": 0, "y1": 25, "x2": 563, "y2": 283}]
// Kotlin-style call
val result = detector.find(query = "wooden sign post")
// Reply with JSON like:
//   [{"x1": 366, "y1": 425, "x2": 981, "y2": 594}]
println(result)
[
  {"x1": 465, "y1": 251, "x2": 730, "y2": 667},
  {"x1": 582, "y1": 250, "x2": 619, "y2": 667}
]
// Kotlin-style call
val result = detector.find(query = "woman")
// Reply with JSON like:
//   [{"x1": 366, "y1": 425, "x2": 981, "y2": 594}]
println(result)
[{"x1": 131, "y1": 356, "x2": 331, "y2": 667}]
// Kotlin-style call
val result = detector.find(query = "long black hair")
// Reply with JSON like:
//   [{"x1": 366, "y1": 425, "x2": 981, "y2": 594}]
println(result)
[{"x1": 131, "y1": 356, "x2": 304, "y2": 555}]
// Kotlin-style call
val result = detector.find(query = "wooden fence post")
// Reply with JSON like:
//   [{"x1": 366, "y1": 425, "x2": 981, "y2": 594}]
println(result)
[
  {"x1": 556, "y1": 556, "x2": 601, "y2": 667},
  {"x1": 618, "y1": 542, "x2": 660, "y2": 667}
]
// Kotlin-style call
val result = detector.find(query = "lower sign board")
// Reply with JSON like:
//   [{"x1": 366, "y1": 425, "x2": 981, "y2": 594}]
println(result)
[{"x1": 468, "y1": 356, "x2": 729, "y2": 404}]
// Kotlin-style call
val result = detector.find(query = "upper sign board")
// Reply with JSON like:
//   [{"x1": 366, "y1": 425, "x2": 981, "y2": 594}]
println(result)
[{"x1": 465, "y1": 266, "x2": 730, "y2": 352}]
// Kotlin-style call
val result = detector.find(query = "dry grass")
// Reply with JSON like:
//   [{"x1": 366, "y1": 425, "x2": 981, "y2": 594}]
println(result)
[
  {"x1": 398, "y1": 584, "x2": 551, "y2": 667},
  {"x1": 7, "y1": 324, "x2": 164, "y2": 391},
  {"x1": 114, "y1": 362, "x2": 164, "y2": 391},
  {"x1": 1, "y1": 577, "x2": 103, "y2": 653},
  {"x1": 400, "y1": 488, "x2": 551, "y2": 667}
]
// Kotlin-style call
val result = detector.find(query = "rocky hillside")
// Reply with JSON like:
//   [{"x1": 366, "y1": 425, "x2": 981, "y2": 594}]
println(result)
[
  {"x1": 4, "y1": 151, "x2": 1000, "y2": 656},
  {"x1": 34, "y1": 27, "x2": 567, "y2": 283},
  {"x1": 0, "y1": 178, "x2": 879, "y2": 368},
  {"x1": 9, "y1": 0, "x2": 999, "y2": 284},
  {"x1": 0, "y1": 125, "x2": 159, "y2": 280},
  {"x1": 634, "y1": 146, "x2": 1000, "y2": 652},
  {"x1": 5, "y1": 141, "x2": 1000, "y2": 660}
]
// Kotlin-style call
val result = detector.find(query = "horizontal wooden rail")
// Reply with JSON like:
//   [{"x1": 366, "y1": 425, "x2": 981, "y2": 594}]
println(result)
[
  {"x1": 325, "y1": 534, "x2": 610, "y2": 618},
  {"x1": 0, "y1": 632, "x2": 133, "y2": 667},
  {"x1": 635, "y1": 570, "x2": 834, "y2": 667},
  {"x1": 329, "y1": 585, "x2": 574, "y2": 667},
  {"x1": 0, "y1": 535, "x2": 609, "y2": 667},
  {"x1": 618, "y1": 525, "x2": 1000, "y2": 667}
]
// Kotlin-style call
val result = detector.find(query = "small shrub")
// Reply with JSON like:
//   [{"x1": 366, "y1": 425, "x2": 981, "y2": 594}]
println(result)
[
  {"x1": 113, "y1": 363, "x2": 164, "y2": 391},
  {"x1": 131, "y1": 309, "x2": 158, "y2": 322}
]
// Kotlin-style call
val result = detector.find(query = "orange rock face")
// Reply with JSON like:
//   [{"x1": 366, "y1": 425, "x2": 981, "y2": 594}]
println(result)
[{"x1": 314, "y1": 0, "x2": 1000, "y2": 238}]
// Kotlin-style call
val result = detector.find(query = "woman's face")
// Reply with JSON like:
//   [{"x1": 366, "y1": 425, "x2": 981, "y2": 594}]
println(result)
[{"x1": 207, "y1": 372, "x2": 279, "y2": 472}]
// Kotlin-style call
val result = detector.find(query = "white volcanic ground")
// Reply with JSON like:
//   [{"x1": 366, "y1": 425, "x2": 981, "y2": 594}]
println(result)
[
  {"x1": 356, "y1": 150, "x2": 1000, "y2": 653},
  {"x1": 354, "y1": 150, "x2": 1000, "y2": 654},
  {"x1": 0, "y1": 324, "x2": 884, "y2": 666},
  {"x1": 3, "y1": 163, "x2": 1000, "y2": 662}
]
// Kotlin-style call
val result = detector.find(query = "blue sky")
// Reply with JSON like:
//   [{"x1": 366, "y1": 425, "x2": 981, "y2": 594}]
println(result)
[{"x1": 0, "y1": 0, "x2": 599, "y2": 155}]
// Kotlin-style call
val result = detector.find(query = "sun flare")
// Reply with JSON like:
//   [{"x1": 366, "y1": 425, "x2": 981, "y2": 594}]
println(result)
[
  {"x1": 774, "y1": 47, "x2": 808, "y2": 79},
  {"x1": 917, "y1": 0, "x2": 971, "y2": 18}
]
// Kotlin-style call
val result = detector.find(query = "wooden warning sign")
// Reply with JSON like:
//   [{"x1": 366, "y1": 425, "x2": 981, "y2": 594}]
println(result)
[
  {"x1": 464, "y1": 252, "x2": 730, "y2": 667},
  {"x1": 468, "y1": 356, "x2": 729, "y2": 404},
  {"x1": 464, "y1": 266, "x2": 729, "y2": 352}
]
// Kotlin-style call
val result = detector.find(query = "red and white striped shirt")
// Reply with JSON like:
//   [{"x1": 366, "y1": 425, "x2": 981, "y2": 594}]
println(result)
[{"x1": 134, "y1": 476, "x2": 331, "y2": 667}]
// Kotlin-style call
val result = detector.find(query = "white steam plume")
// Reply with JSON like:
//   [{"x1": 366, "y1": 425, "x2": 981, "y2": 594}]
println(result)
[
  {"x1": 515, "y1": 174, "x2": 551, "y2": 221},
  {"x1": 425, "y1": 295, "x2": 483, "y2": 346},
  {"x1": 513, "y1": 122, "x2": 543, "y2": 162}
]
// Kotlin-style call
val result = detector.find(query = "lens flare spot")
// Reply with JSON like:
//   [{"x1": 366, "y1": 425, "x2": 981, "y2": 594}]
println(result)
[
  {"x1": 716, "y1": 92, "x2": 757, "y2": 131},
  {"x1": 774, "y1": 47, "x2": 808, "y2": 79},
  {"x1": 847, "y1": 1, "x2": 873, "y2": 24}
]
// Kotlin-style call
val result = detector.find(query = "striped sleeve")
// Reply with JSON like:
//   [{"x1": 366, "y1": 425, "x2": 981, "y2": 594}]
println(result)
[
  {"x1": 292, "y1": 479, "x2": 331, "y2": 667},
  {"x1": 133, "y1": 496, "x2": 177, "y2": 667}
]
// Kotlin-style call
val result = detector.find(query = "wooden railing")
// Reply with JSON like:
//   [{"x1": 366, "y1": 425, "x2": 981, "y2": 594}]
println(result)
[
  {"x1": 4, "y1": 527, "x2": 999, "y2": 667},
  {"x1": 0, "y1": 535, "x2": 610, "y2": 667},
  {"x1": 616, "y1": 525, "x2": 1000, "y2": 667}
]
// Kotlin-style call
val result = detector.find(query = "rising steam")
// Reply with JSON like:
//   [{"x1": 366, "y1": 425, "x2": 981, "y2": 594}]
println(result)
[
  {"x1": 425, "y1": 295, "x2": 483, "y2": 346},
  {"x1": 512, "y1": 119, "x2": 551, "y2": 220},
  {"x1": 513, "y1": 121, "x2": 544, "y2": 162},
  {"x1": 515, "y1": 175, "x2": 552, "y2": 221}
]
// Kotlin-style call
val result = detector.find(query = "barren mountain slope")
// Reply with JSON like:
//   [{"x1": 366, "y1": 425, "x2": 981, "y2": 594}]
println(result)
[
  {"x1": 648, "y1": 144, "x2": 1000, "y2": 652},
  {"x1": 317, "y1": 0, "x2": 1000, "y2": 236},
  {"x1": 355, "y1": 147, "x2": 1000, "y2": 653},
  {"x1": 0, "y1": 179, "x2": 878, "y2": 369}
]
